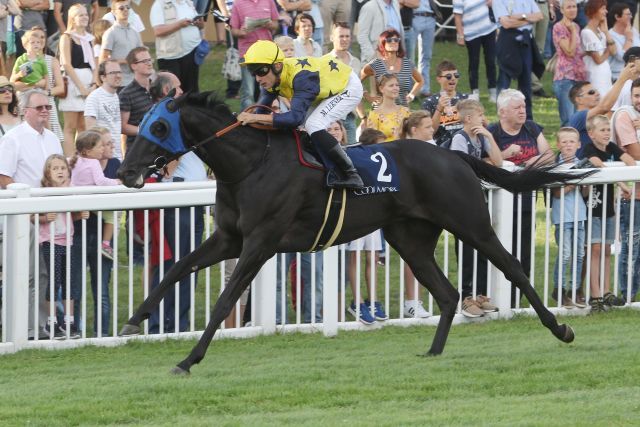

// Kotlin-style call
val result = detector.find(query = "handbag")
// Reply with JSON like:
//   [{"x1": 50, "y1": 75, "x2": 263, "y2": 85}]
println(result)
[
  {"x1": 545, "y1": 53, "x2": 558, "y2": 74},
  {"x1": 59, "y1": 75, "x2": 69, "y2": 99},
  {"x1": 222, "y1": 34, "x2": 241, "y2": 81},
  {"x1": 194, "y1": 39, "x2": 211, "y2": 66}
]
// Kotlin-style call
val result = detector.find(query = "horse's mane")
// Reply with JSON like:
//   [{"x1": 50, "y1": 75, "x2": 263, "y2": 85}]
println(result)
[{"x1": 182, "y1": 91, "x2": 234, "y2": 119}]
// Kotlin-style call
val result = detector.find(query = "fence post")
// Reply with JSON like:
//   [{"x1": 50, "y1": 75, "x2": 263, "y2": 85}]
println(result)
[
  {"x1": 5, "y1": 183, "x2": 32, "y2": 347},
  {"x1": 254, "y1": 255, "x2": 276, "y2": 335},
  {"x1": 322, "y1": 246, "x2": 338, "y2": 337},
  {"x1": 490, "y1": 188, "x2": 514, "y2": 317}
]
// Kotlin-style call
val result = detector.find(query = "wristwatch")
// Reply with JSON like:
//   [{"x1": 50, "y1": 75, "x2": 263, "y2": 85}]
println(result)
[{"x1": 521, "y1": 13, "x2": 527, "y2": 20}]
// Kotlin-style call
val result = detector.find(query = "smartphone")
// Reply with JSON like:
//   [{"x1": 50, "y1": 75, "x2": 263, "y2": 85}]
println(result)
[
  {"x1": 19, "y1": 62, "x2": 33, "y2": 75},
  {"x1": 194, "y1": 13, "x2": 207, "y2": 20}
]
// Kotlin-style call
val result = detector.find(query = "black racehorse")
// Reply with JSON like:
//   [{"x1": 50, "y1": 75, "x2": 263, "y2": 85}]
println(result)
[{"x1": 118, "y1": 92, "x2": 582, "y2": 375}]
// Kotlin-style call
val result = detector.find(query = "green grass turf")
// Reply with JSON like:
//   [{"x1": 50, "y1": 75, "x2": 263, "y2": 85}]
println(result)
[{"x1": 1, "y1": 310, "x2": 639, "y2": 425}]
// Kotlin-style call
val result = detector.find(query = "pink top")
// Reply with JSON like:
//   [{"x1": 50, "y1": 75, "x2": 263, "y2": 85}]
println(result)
[
  {"x1": 552, "y1": 21, "x2": 587, "y2": 82},
  {"x1": 71, "y1": 156, "x2": 119, "y2": 187},
  {"x1": 230, "y1": 0, "x2": 279, "y2": 55},
  {"x1": 39, "y1": 212, "x2": 74, "y2": 246}
]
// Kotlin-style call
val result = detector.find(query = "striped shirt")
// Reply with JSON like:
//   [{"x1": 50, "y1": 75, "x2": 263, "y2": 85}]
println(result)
[
  {"x1": 230, "y1": 0, "x2": 279, "y2": 55},
  {"x1": 368, "y1": 57, "x2": 414, "y2": 107},
  {"x1": 118, "y1": 79, "x2": 153, "y2": 149},
  {"x1": 452, "y1": 0, "x2": 497, "y2": 41}
]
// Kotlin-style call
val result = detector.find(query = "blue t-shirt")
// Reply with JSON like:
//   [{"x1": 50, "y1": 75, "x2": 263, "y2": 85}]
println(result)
[
  {"x1": 551, "y1": 155, "x2": 587, "y2": 224},
  {"x1": 567, "y1": 109, "x2": 591, "y2": 158}
]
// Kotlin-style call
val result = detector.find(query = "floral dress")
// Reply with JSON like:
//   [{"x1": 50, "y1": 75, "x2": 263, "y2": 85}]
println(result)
[{"x1": 367, "y1": 106, "x2": 411, "y2": 141}]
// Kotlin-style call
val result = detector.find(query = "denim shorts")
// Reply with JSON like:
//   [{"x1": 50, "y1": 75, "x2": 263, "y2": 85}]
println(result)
[{"x1": 590, "y1": 216, "x2": 615, "y2": 244}]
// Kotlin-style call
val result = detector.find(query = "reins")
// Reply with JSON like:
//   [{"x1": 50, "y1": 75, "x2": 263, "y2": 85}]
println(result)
[{"x1": 148, "y1": 104, "x2": 277, "y2": 171}]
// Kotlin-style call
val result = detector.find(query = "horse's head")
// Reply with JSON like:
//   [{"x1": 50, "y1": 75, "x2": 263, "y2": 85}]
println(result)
[{"x1": 117, "y1": 93, "x2": 190, "y2": 188}]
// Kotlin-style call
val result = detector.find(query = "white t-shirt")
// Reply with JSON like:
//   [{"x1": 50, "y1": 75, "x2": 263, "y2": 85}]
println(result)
[
  {"x1": 84, "y1": 86, "x2": 123, "y2": 160},
  {"x1": 613, "y1": 79, "x2": 632, "y2": 111},
  {"x1": 0, "y1": 122, "x2": 62, "y2": 188},
  {"x1": 581, "y1": 28, "x2": 613, "y2": 96},
  {"x1": 103, "y1": 9, "x2": 146, "y2": 33},
  {"x1": 150, "y1": 0, "x2": 201, "y2": 60}
]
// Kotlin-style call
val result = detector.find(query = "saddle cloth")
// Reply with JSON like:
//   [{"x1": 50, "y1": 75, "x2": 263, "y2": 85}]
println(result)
[{"x1": 293, "y1": 131, "x2": 400, "y2": 195}]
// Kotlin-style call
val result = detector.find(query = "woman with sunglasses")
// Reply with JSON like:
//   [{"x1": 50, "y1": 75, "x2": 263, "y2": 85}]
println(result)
[
  {"x1": 552, "y1": 0, "x2": 587, "y2": 126},
  {"x1": 0, "y1": 77, "x2": 20, "y2": 136},
  {"x1": 360, "y1": 29, "x2": 423, "y2": 108}
]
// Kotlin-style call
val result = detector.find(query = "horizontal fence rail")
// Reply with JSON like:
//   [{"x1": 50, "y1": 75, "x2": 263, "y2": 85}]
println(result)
[{"x1": 1, "y1": 164, "x2": 640, "y2": 355}]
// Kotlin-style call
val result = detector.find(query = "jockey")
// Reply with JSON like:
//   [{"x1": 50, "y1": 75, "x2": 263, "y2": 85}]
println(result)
[{"x1": 237, "y1": 40, "x2": 364, "y2": 189}]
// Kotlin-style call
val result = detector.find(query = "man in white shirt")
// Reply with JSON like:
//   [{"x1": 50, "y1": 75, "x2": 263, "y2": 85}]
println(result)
[
  {"x1": 0, "y1": 89, "x2": 62, "y2": 189},
  {"x1": 0, "y1": 88, "x2": 62, "y2": 340},
  {"x1": 85, "y1": 60, "x2": 123, "y2": 159}
]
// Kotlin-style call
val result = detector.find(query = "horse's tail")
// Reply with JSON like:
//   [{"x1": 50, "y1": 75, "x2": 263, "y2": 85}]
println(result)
[{"x1": 453, "y1": 151, "x2": 597, "y2": 193}]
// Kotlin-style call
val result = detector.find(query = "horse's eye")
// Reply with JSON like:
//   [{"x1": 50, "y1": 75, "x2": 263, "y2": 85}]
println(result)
[{"x1": 150, "y1": 120, "x2": 169, "y2": 139}]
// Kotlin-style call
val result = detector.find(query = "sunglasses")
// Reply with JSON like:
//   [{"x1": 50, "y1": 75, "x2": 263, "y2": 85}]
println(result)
[
  {"x1": 0, "y1": 87, "x2": 13, "y2": 94},
  {"x1": 27, "y1": 104, "x2": 52, "y2": 112},
  {"x1": 385, "y1": 37, "x2": 401, "y2": 43},
  {"x1": 440, "y1": 72, "x2": 460, "y2": 80},
  {"x1": 578, "y1": 89, "x2": 597, "y2": 96},
  {"x1": 249, "y1": 65, "x2": 271, "y2": 77}
]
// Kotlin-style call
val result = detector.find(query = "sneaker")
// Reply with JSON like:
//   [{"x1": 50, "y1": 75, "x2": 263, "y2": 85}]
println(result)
[
  {"x1": 348, "y1": 302, "x2": 376, "y2": 325},
  {"x1": 603, "y1": 292, "x2": 626, "y2": 307},
  {"x1": 60, "y1": 322, "x2": 81, "y2": 339},
  {"x1": 561, "y1": 295, "x2": 576, "y2": 309},
  {"x1": 589, "y1": 297, "x2": 607, "y2": 313},
  {"x1": 365, "y1": 300, "x2": 388, "y2": 321},
  {"x1": 476, "y1": 295, "x2": 498, "y2": 312},
  {"x1": 404, "y1": 300, "x2": 432, "y2": 318},
  {"x1": 574, "y1": 294, "x2": 587, "y2": 308},
  {"x1": 101, "y1": 242, "x2": 114, "y2": 260},
  {"x1": 44, "y1": 321, "x2": 66, "y2": 340},
  {"x1": 461, "y1": 296, "x2": 484, "y2": 318}
]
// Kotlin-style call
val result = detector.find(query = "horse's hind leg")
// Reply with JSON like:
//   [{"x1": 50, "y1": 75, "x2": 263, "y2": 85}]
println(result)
[
  {"x1": 467, "y1": 231, "x2": 574, "y2": 343},
  {"x1": 120, "y1": 230, "x2": 241, "y2": 334},
  {"x1": 383, "y1": 220, "x2": 459, "y2": 356}
]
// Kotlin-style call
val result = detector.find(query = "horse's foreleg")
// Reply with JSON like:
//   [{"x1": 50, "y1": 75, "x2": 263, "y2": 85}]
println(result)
[
  {"x1": 173, "y1": 239, "x2": 276, "y2": 374},
  {"x1": 120, "y1": 230, "x2": 241, "y2": 334},
  {"x1": 384, "y1": 221, "x2": 459, "y2": 356}
]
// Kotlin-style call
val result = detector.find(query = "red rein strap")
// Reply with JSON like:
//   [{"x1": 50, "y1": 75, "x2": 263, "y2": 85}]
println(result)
[{"x1": 215, "y1": 104, "x2": 278, "y2": 138}]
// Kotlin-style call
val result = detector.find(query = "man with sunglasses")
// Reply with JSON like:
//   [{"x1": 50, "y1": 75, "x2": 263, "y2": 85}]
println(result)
[
  {"x1": 100, "y1": 0, "x2": 142, "y2": 87},
  {"x1": 237, "y1": 40, "x2": 364, "y2": 189},
  {"x1": 568, "y1": 62, "x2": 637, "y2": 158},
  {"x1": 422, "y1": 60, "x2": 469, "y2": 147}
]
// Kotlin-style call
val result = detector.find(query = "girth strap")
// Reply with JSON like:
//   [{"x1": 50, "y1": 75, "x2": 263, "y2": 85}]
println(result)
[{"x1": 308, "y1": 188, "x2": 346, "y2": 252}]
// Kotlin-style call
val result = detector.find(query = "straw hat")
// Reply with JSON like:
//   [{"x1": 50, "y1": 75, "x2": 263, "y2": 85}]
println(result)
[{"x1": 0, "y1": 76, "x2": 14, "y2": 89}]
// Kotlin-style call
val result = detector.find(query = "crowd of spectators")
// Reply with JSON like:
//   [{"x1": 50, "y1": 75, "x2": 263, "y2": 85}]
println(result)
[{"x1": 1, "y1": 0, "x2": 640, "y2": 336}]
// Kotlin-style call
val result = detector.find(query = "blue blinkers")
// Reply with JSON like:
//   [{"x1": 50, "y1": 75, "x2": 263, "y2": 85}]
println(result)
[{"x1": 138, "y1": 97, "x2": 186, "y2": 154}]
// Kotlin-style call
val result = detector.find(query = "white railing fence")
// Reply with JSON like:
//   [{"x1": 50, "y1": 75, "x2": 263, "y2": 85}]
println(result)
[{"x1": 1, "y1": 164, "x2": 640, "y2": 355}]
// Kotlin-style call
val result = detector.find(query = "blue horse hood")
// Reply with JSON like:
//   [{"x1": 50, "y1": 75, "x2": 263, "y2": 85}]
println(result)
[{"x1": 138, "y1": 97, "x2": 187, "y2": 154}]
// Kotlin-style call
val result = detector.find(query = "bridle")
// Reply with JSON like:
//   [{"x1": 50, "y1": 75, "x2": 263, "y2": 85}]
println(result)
[{"x1": 147, "y1": 104, "x2": 277, "y2": 172}]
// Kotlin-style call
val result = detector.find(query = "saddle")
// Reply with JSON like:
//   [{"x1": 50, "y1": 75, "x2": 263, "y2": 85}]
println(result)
[{"x1": 293, "y1": 130, "x2": 325, "y2": 170}]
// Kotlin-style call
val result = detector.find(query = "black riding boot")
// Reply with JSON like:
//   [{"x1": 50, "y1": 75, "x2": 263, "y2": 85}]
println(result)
[{"x1": 312, "y1": 130, "x2": 364, "y2": 189}]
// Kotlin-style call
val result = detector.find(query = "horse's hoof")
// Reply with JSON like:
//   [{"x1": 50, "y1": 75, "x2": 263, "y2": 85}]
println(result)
[
  {"x1": 419, "y1": 351, "x2": 441, "y2": 358},
  {"x1": 119, "y1": 324, "x2": 141, "y2": 337},
  {"x1": 170, "y1": 366, "x2": 190, "y2": 376},
  {"x1": 560, "y1": 324, "x2": 575, "y2": 343}
]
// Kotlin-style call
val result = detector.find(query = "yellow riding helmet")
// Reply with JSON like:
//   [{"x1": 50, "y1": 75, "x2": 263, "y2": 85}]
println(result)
[{"x1": 240, "y1": 40, "x2": 284, "y2": 66}]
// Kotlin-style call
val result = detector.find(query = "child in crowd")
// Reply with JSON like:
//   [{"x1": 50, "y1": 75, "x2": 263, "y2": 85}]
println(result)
[
  {"x1": 11, "y1": 29, "x2": 48, "y2": 90},
  {"x1": 273, "y1": 36, "x2": 295, "y2": 112},
  {"x1": 39, "y1": 154, "x2": 89, "y2": 339},
  {"x1": 448, "y1": 99, "x2": 500, "y2": 317},
  {"x1": 345, "y1": 129, "x2": 387, "y2": 324},
  {"x1": 365, "y1": 74, "x2": 411, "y2": 141},
  {"x1": 551, "y1": 127, "x2": 588, "y2": 309},
  {"x1": 327, "y1": 120, "x2": 348, "y2": 146},
  {"x1": 584, "y1": 115, "x2": 634, "y2": 312},
  {"x1": 450, "y1": 99, "x2": 502, "y2": 166},
  {"x1": 69, "y1": 130, "x2": 120, "y2": 259}
]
